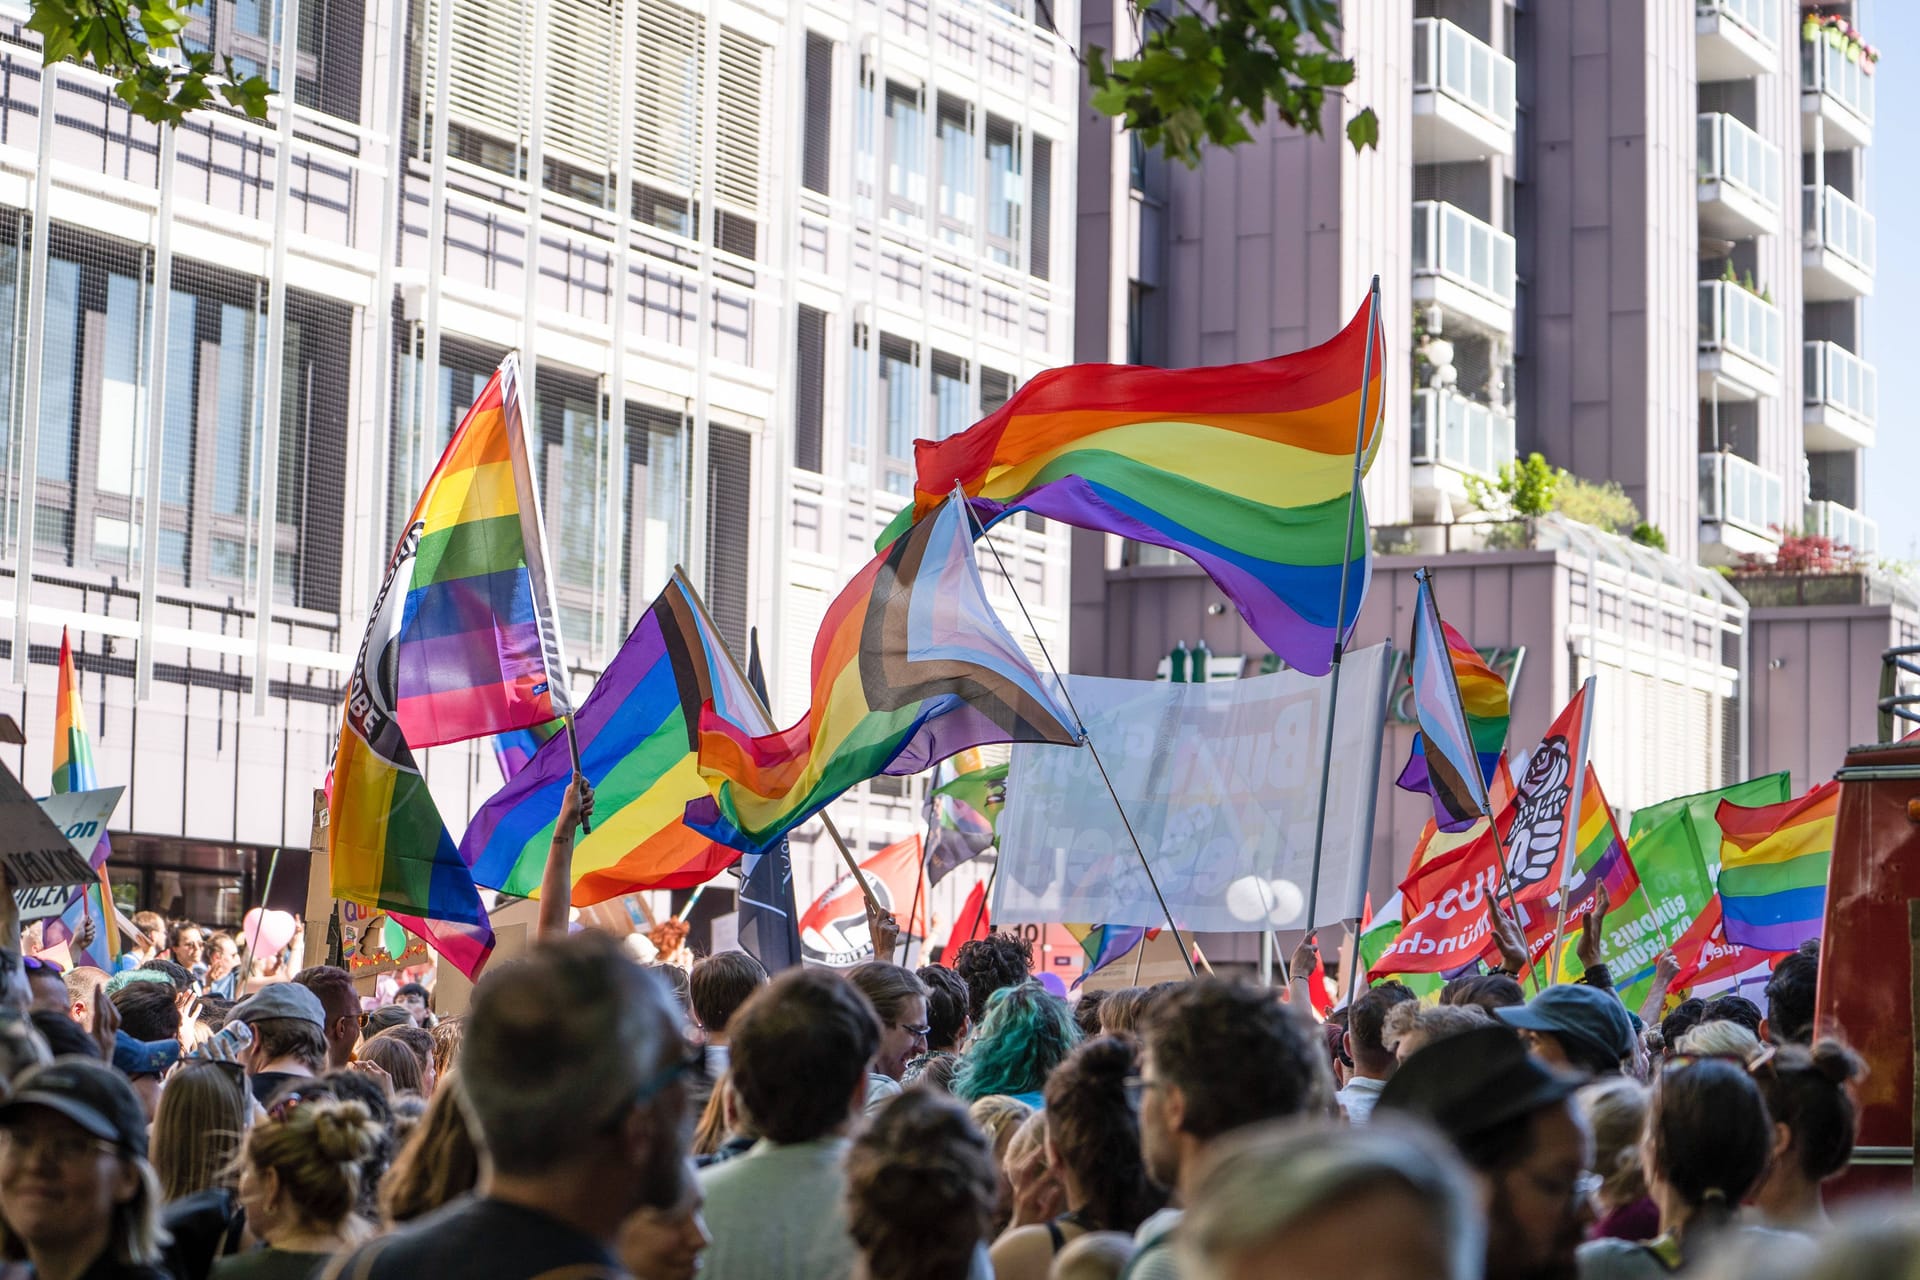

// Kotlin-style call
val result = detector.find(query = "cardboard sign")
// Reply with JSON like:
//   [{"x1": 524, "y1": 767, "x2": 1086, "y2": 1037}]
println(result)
[{"x1": 0, "y1": 766, "x2": 122, "y2": 920}]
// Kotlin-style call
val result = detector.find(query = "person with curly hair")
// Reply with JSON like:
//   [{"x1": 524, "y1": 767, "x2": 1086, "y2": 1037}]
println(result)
[
  {"x1": 951, "y1": 934, "x2": 1033, "y2": 1025},
  {"x1": 990, "y1": 1036, "x2": 1167, "y2": 1280},
  {"x1": 846, "y1": 1090, "x2": 998, "y2": 1280},
  {"x1": 953, "y1": 981, "x2": 1080, "y2": 1106}
]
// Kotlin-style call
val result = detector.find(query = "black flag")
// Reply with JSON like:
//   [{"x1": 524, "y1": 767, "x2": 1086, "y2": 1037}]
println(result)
[{"x1": 735, "y1": 628, "x2": 805, "y2": 971}]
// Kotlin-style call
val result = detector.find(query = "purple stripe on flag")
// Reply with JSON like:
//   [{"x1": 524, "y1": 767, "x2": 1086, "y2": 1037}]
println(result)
[
  {"x1": 400, "y1": 567, "x2": 538, "y2": 643},
  {"x1": 398, "y1": 619, "x2": 550, "y2": 698}
]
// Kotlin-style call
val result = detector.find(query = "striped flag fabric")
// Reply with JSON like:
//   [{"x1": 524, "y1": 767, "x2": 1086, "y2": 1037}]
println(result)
[
  {"x1": 924, "y1": 755, "x2": 1005, "y2": 885},
  {"x1": 45, "y1": 630, "x2": 117, "y2": 964},
  {"x1": 462, "y1": 578, "x2": 766, "y2": 906},
  {"x1": 876, "y1": 299, "x2": 1385, "y2": 676},
  {"x1": 1067, "y1": 923, "x2": 1149, "y2": 988},
  {"x1": 688, "y1": 495, "x2": 1079, "y2": 855},
  {"x1": 1397, "y1": 576, "x2": 1501, "y2": 831},
  {"x1": 330, "y1": 355, "x2": 571, "y2": 978},
  {"x1": 1714, "y1": 780, "x2": 1838, "y2": 952},
  {"x1": 491, "y1": 720, "x2": 563, "y2": 783},
  {"x1": 1518, "y1": 766, "x2": 1641, "y2": 976}
]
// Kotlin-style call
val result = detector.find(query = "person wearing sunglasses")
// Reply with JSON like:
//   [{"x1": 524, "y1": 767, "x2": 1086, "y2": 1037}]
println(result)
[
  {"x1": 330, "y1": 931, "x2": 696, "y2": 1280},
  {"x1": 0, "y1": 1058, "x2": 170, "y2": 1279}
]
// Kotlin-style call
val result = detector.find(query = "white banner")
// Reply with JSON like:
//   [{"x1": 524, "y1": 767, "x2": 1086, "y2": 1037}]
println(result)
[{"x1": 992, "y1": 646, "x2": 1390, "y2": 933}]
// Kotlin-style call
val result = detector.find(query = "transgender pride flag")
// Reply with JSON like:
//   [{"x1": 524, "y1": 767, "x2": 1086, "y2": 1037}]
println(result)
[
  {"x1": 1399, "y1": 570, "x2": 1496, "y2": 832},
  {"x1": 330, "y1": 355, "x2": 569, "y2": 977}
]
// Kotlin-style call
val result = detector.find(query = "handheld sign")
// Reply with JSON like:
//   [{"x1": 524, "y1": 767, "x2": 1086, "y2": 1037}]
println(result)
[{"x1": 0, "y1": 761, "x2": 122, "y2": 920}]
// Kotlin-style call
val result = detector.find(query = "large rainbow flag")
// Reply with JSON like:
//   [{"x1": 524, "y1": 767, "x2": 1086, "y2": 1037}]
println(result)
[
  {"x1": 690, "y1": 495, "x2": 1080, "y2": 855},
  {"x1": 462, "y1": 577, "x2": 762, "y2": 905},
  {"x1": 1397, "y1": 575, "x2": 1506, "y2": 831},
  {"x1": 1715, "y1": 780, "x2": 1838, "y2": 952},
  {"x1": 330, "y1": 355, "x2": 571, "y2": 977},
  {"x1": 877, "y1": 301, "x2": 1385, "y2": 676}
]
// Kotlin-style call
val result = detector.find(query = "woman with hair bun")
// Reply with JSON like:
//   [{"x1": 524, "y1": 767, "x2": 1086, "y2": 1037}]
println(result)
[
  {"x1": 213, "y1": 1094, "x2": 383, "y2": 1278},
  {"x1": 1750, "y1": 1039, "x2": 1866, "y2": 1228}
]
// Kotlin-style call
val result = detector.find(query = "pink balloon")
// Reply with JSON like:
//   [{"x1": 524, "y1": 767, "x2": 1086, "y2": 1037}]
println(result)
[{"x1": 242, "y1": 907, "x2": 298, "y2": 957}]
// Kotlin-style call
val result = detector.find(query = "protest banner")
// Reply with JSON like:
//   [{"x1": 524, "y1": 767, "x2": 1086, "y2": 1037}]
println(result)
[
  {"x1": 991, "y1": 646, "x2": 1390, "y2": 933},
  {"x1": 1, "y1": 773, "x2": 121, "y2": 922}
]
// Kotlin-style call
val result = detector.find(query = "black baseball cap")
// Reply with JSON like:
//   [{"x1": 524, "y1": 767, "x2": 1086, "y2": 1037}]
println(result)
[
  {"x1": 0, "y1": 1058, "x2": 151, "y2": 1158},
  {"x1": 1376, "y1": 1024, "x2": 1584, "y2": 1148},
  {"x1": 1495, "y1": 984, "x2": 1637, "y2": 1066}
]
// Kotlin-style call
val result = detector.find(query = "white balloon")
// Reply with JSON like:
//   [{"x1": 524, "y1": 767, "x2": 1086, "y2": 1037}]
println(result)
[{"x1": 1225, "y1": 876, "x2": 1305, "y2": 926}]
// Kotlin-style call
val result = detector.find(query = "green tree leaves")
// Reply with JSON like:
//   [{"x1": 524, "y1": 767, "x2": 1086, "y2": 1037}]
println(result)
[{"x1": 28, "y1": 0, "x2": 273, "y2": 126}]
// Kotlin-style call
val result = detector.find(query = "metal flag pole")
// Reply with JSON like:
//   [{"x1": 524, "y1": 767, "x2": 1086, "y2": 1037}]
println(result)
[
  {"x1": 1303, "y1": 275, "x2": 1382, "y2": 934},
  {"x1": 564, "y1": 717, "x2": 592, "y2": 834},
  {"x1": 669, "y1": 567, "x2": 884, "y2": 915},
  {"x1": 1548, "y1": 676, "x2": 1600, "y2": 973},
  {"x1": 952, "y1": 486, "x2": 1195, "y2": 977}
]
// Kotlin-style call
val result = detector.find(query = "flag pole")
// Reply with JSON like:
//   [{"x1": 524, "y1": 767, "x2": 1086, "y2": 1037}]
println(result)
[
  {"x1": 1303, "y1": 275, "x2": 1381, "y2": 934},
  {"x1": 669, "y1": 566, "x2": 883, "y2": 915},
  {"x1": 564, "y1": 716, "x2": 591, "y2": 833},
  {"x1": 952, "y1": 485, "x2": 1195, "y2": 977},
  {"x1": 1548, "y1": 676, "x2": 1600, "y2": 968}
]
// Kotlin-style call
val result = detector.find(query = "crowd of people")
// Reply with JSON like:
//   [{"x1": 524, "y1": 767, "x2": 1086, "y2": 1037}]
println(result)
[{"x1": 0, "y1": 863, "x2": 1916, "y2": 1280}]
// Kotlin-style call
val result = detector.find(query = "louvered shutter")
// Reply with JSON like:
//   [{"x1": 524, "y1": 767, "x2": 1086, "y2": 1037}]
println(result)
[
  {"x1": 635, "y1": 0, "x2": 704, "y2": 204},
  {"x1": 802, "y1": 32, "x2": 833, "y2": 194},
  {"x1": 795, "y1": 306, "x2": 826, "y2": 473},
  {"x1": 1030, "y1": 135, "x2": 1052, "y2": 280},
  {"x1": 544, "y1": 0, "x2": 618, "y2": 174},
  {"x1": 705, "y1": 424, "x2": 755, "y2": 653},
  {"x1": 716, "y1": 30, "x2": 765, "y2": 214},
  {"x1": 426, "y1": 0, "x2": 533, "y2": 152}
]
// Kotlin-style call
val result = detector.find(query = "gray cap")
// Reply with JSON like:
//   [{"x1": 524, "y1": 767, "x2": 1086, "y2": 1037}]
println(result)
[{"x1": 230, "y1": 982, "x2": 327, "y2": 1028}]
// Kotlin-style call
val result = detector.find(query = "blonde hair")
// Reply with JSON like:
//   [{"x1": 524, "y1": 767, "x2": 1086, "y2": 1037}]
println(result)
[
  {"x1": 430, "y1": 1017, "x2": 463, "y2": 1079},
  {"x1": 379, "y1": 1085, "x2": 478, "y2": 1225},
  {"x1": 1676, "y1": 1020, "x2": 1762, "y2": 1060},
  {"x1": 239, "y1": 1097, "x2": 384, "y2": 1232},
  {"x1": 1577, "y1": 1078, "x2": 1650, "y2": 1211},
  {"x1": 966, "y1": 1093, "x2": 1033, "y2": 1161},
  {"x1": 151, "y1": 1061, "x2": 250, "y2": 1202}
]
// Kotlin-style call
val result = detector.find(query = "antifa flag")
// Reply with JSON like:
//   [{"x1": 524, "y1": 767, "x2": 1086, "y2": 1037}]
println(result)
[
  {"x1": 736, "y1": 628, "x2": 805, "y2": 971},
  {"x1": 799, "y1": 835, "x2": 929, "y2": 968}
]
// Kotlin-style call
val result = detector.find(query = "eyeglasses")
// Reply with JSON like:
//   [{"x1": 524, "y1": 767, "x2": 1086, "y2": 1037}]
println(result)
[
  {"x1": 1520, "y1": 1167, "x2": 1604, "y2": 1207},
  {"x1": 1122, "y1": 1074, "x2": 1162, "y2": 1107},
  {"x1": 0, "y1": 1127, "x2": 120, "y2": 1164},
  {"x1": 21, "y1": 956, "x2": 62, "y2": 976},
  {"x1": 601, "y1": 1041, "x2": 712, "y2": 1133},
  {"x1": 896, "y1": 1022, "x2": 931, "y2": 1039}
]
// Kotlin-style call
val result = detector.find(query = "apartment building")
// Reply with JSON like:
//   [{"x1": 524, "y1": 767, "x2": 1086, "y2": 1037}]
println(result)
[
  {"x1": 0, "y1": 0, "x2": 1076, "y2": 926},
  {"x1": 1074, "y1": 0, "x2": 1908, "y2": 922}
]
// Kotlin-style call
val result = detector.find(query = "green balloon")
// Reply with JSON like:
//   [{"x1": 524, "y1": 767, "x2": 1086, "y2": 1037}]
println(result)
[{"x1": 381, "y1": 918, "x2": 408, "y2": 959}]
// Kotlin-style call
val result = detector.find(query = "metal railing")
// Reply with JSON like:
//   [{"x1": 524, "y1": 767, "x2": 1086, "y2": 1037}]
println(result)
[
  {"x1": 1410, "y1": 387, "x2": 1515, "y2": 479},
  {"x1": 1804, "y1": 185, "x2": 1876, "y2": 273},
  {"x1": 1802, "y1": 34, "x2": 1875, "y2": 125},
  {"x1": 1700, "y1": 452, "x2": 1783, "y2": 537},
  {"x1": 1804, "y1": 341, "x2": 1877, "y2": 423},
  {"x1": 1413, "y1": 201, "x2": 1517, "y2": 308},
  {"x1": 1698, "y1": 280, "x2": 1781, "y2": 372},
  {"x1": 1879, "y1": 646, "x2": 1920, "y2": 742},
  {"x1": 1413, "y1": 18, "x2": 1516, "y2": 130},
  {"x1": 1698, "y1": 112, "x2": 1779, "y2": 209},
  {"x1": 1698, "y1": 0, "x2": 1776, "y2": 48},
  {"x1": 1805, "y1": 499, "x2": 1878, "y2": 555}
]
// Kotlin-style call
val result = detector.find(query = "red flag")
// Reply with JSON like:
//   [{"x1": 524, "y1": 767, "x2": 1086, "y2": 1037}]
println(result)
[
  {"x1": 946, "y1": 880, "x2": 992, "y2": 951},
  {"x1": 798, "y1": 835, "x2": 929, "y2": 967},
  {"x1": 1372, "y1": 827, "x2": 1507, "y2": 979},
  {"x1": 1669, "y1": 896, "x2": 1787, "y2": 990}
]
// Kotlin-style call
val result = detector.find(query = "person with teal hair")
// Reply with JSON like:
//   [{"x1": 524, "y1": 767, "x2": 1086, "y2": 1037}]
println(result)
[{"x1": 954, "y1": 981, "x2": 1080, "y2": 1107}]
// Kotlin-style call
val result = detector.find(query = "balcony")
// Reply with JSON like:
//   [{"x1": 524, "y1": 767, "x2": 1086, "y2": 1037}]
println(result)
[
  {"x1": 1801, "y1": 35, "x2": 1873, "y2": 149},
  {"x1": 1804, "y1": 499, "x2": 1878, "y2": 556},
  {"x1": 1697, "y1": 113, "x2": 1779, "y2": 238},
  {"x1": 1802, "y1": 185, "x2": 1874, "y2": 301},
  {"x1": 1700, "y1": 451, "x2": 1784, "y2": 561},
  {"x1": 1410, "y1": 387, "x2": 1516, "y2": 518},
  {"x1": 1411, "y1": 201, "x2": 1516, "y2": 336},
  {"x1": 1803, "y1": 341, "x2": 1876, "y2": 451},
  {"x1": 1697, "y1": 0, "x2": 1776, "y2": 81},
  {"x1": 1697, "y1": 280, "x2": 1782, "y2": 401},
  {"x1": 1412, "y1": 18, "x2": 1516, "y2": 161}
]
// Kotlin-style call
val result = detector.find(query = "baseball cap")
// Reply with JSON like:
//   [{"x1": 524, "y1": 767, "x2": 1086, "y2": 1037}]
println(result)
[
  {"x1": 230, "y1": 982, "x2": 326, "y2": 1029},
  {"x1": 1495, "y1": 984, "x2": 1636, "y2": 1067},
  {"x1": 0, "y1": 1058, "x2": 150, "y2": 1158},
  {"x1": 1375, "y1": 1024, "x2": 1584, "y2": 1148}
]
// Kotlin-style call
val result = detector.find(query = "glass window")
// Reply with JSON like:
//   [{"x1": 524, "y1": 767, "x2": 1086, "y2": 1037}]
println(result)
[
  {"x1": 39, "y1": 258, "x2": 80, "y2": 485},
  {"x1": 535, "y1": 369, "x2": 605, "y2": 631},
  {"x1": 849, "y1": 325, "x2": 871, "y2": 457},
  {"x1": 885, "y1": 83, "x2": 926, "y2": 228},
  {"x1": 95, "y1": 272, "x2": 145, "y2": 499},
  {"x1": 623, "y1": 402, "x2": 687, "y2": 626},
  {"x1": 159, "y1": 292, "x2": 198, "y2": 509},
  {"x1": 985, "y1": 116, "x2": 1021, "y2": 266},
  {"x1": 936, "y1": 97, "x2": 974, "y2": 245},
  {"x1": 932, "y1": 351, "x2": 969, "y2": 439},
  {"x1": 212, "y1": 301, "x2": 256, "y2": 520},
  {"x1": 880, "y1": 334, "x2": 919, "y2": 462},
  {"x1": 854, "y1": 65, "x2": 877, "y2": 217}
]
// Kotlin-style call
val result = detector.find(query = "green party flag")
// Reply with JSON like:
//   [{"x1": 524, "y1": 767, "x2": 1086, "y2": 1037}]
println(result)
[
  {"x1": 1589, "y1": 809, "x2": 1716, "y2": 1008},
  {"x1": 1628, "y1": 773, "x2": 1792, "y2": 879}
]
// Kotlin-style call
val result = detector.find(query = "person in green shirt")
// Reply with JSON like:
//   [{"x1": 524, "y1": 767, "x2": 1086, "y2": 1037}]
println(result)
[{"x1": 213, "y1": 1093, "x2": 383, "y2": 1280}]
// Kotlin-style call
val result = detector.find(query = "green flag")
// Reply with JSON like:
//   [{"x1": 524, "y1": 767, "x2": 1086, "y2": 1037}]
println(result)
[
  {"x1": 932, "y1": 762, "x2": 1008, "y2": 827},
  {"x1": 1586, "y1": 809, "x2": 1716, "y2": 1008},
  {"x1": 1628, "y1": 773, "x2": 1792, "y2": 878}
]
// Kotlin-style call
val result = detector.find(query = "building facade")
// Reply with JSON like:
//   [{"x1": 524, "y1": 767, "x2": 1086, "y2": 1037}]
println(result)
[
  {"x1": 0, "y1": 0, "x2": 1076, "y2": 930},
  {"x1": 1074, "y1": 0, "x2": 1894, "y2": 925}
]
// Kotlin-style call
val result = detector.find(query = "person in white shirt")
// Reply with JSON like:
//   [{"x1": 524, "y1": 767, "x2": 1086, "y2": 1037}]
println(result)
[{"x1": 1336, "y1": 982, "x2": 1416, "y2": 1124}]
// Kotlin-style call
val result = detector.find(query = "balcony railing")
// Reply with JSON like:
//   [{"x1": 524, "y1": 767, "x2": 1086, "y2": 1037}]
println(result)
[
  {"x1": 1802, "y1": 35, "x2": 1874, "y2": 125},
  {"x1": 1698, "y1": 0, "x2": 1775, "y2": 49},
  {"x1": 1804, "y1": 185, "x2": 1875, "y2": 272},
  {"x1": 1804, "y1": 341, "x2": 1876, "y2": 424},
  {"x1": 1413, "y1": 18, "x2": 1516, "y2": 130},
  {"x1": 1410, "y1": 387, "x2": 1516, "y2": 480},
  {"x1": 1697, "y1": 113, "x2": 1779, "y2": 209},
  {"x1": 1413, "y1": 202, "x2": 1516, "y2": 307},
  {"x1": 1700, "y1": 452, "x2": 1783, "y2": 537},
  {"x1": 1698, "y1": 280, "x2": 1781, "y2": 372},
  {"x1": 1805, "y1": 499, "x2": 1878, "y2": 555}
]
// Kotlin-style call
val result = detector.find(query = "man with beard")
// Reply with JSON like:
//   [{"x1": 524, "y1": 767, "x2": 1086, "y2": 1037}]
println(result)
[
  {"x1": 331, "y1": 931, "x2": 697, "y2": 1278},
  {"x1": 1377, "y1": 1024, "x2": 1593, "y2": 1280}
]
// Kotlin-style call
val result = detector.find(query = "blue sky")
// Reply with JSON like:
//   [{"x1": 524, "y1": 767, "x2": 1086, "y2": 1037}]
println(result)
[{"x1": 1865, "y1": 5, "x2": 1915, "y2": 562}]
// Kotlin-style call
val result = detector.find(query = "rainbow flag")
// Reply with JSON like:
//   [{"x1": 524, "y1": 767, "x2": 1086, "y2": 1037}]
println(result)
[
  {"x1": 1067, "y1": 923, "x2": 1148, "y2": 988},
  {"x1": 1715, "y1": 780, "x2": 1838, "y2": 952},
  {"x1": 690, "y1": 495, "x2": 1080, "y2": 855},
  {"x1": 330, "y1": 355, "x2": 571, "y2": 978},
  {"x1": 491, "y1": 720, "x2": 563, "y2": 782},
  {"x1": 53, "y1": 629, "x2": 101, "y2": 797},
  {"x1": 876, "y1": 301, "x2": 1384, "y2": 676},
  {"x1": 1396, "y1": 576, "x2": 1506, "y2": 830},
  {"x1": 463, "y1": 578, "x2": 762, "y2": 905},
  {"x1": 1521, "y1": 766, "x2": 1641, "y2": 977}
]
